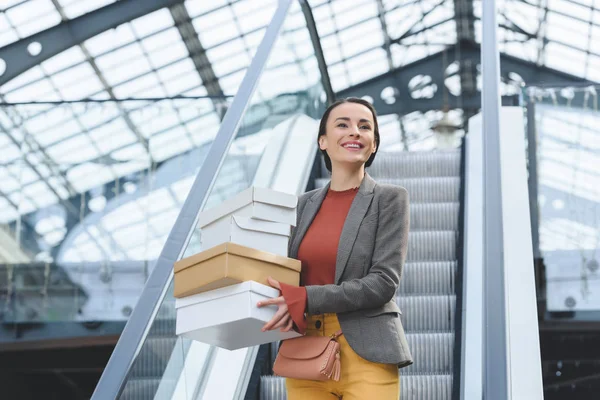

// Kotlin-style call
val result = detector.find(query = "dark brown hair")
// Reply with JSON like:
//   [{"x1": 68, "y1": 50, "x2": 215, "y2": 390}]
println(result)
[{"x1": 318, "y1": 97, "x2": 380, "y2": 173}]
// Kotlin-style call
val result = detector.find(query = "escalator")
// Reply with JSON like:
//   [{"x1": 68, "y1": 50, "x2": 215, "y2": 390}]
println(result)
[{"x1": 259, "y1": 150, "x2": 462, "y2": 400}]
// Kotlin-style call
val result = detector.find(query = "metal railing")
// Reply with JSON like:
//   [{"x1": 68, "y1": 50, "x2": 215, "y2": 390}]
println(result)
[{"x1": 91, "y1": 1, "x2": 295, "y2": 398}]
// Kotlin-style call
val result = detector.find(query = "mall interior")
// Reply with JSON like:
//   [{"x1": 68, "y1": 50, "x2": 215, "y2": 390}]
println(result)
[{"x1": 0, "y1": 0, "x2": 599, "y2": 399}]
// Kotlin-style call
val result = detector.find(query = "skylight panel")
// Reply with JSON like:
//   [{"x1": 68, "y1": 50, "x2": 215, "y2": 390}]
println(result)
[
  {"x1": 139, "y1": 27, "x2": 181, "y2": 53},
  {"x1": 94, "y1": 40, "x2": 144, "y2": 71},
  {"x1": 212, "y1": 52, "x2": 251, "y2": 77},
  {"x1": 149, "y1": 209, "x2": 179, "y2": 233},
  {"x1": 113, "y1": 223, "x2": 149, "y2": 249},
  {"x1": 3, "y1": 77, "x2": 56, "y2": 103},
  {"x1": 155, "y1": 58, "x2": 195, "y2": 82},
  {"x1": 89, "y1": 122, "x2": 137, "y2": 155},
  {"x1": 34, "y1": 118, "x2": 80, "y2": 149},
  {"x1": 332, "y1": 1, "x2": 378, "y2": 32},
  {"x1": 5, "y1": 0, "x2": 57, "y2": 32},
  {"x1": 545, "y1": 11, "x2": 590, "y2": 46},
  {"x1": 170, "y1": 176, "x2": 194, "y2": 204},
  {"x1": 24, "y1": 106, "x2": 69, "y2": 136},
  {"x1": 58, "y1": 0, "x2": 116, "y2": 19},
  {"x1": 110, "y1": 143, "x2": 148, "y2": 164},
  {"x1": 14, "y1": 8, "x2": 61, "y2": 39},
  {"x1": 185, "y1": 0, "x2": 229, "y2": 18},
  {"x1": 346, "y1": 48, "x2": 389, "y2": 86},
  {"x1": 102, "y1": 56, "x2": 153, "y2": 87},
  {"x1": 151, "y1": 134, "x2": 193, "y2": 162},
  {"x1": 113, "y1": 73, "x2": 161, "y2": 98},
  {"x1": 0, "y1": 199, "x2": 17, "y2": 223},
  {"x1": 502, "y1": 39, "x2": 538, "y2": 63},
  {"x1": 503, "y1": 0, "x2": 539, "y2": 34},
  {"x1": 586, "y1": 55, "x2": 600, "y2": 81},
  {"x1": 131, "y1": 8, "x2": 173, "y2": 37},
  {"x1": 59, "y1": 77, "x2": 104, "y2": 99},
  {"x1": 164, "y1": 72, "x2": 201, "y2": 97},
  {"x1": 545, "y1": 42, "x2": 587, "y2": 77},
  {"x1": 8, "y1": 193, "x2": 36, "y2": 215},
  {"x1": 0, "y1": 13, "x2": 19, "y2": 48},
  {"x1": 47, "y1": 134, "x2": 97, "y2": 164},
  {"x1": 548, "y1": 0, "x2": 593, "y2": 21},
  {"x1": 384, "y1": 2, "x2": 419, "y2": 39},
  {"x1": 40, "y1": 48, "x2": 87, "y2": 79},
  {"x1": 22, "y1": 181, "x2": 57, "y2": 207},
  {"x1": 135, "y1": 82, "x2": 167, "y2": 99},
  {"x1": 146, "y1": 40, "x2": 188, "y2": 69},
  {"x1": 85, "y1": 25, "x2": 137, "y2": 58},
  {"x1": 51, "y1": 62, "x2": 97, "y2": 89},
  {"x1": 320, "y1": 34, "x2": 344, "y2": 65},
  {"x1": 327, "y1": 63, "x2": 350, "y2": 92},
  {"x1": 77, "y1": 104, "x2": 120, "y2": 131},
  {"x1": 0, "y1": 171, "x2": 20, "y2": 194},
  {"x1": 199, "y1": 20, "x2": 240, "y2": 49},
  {"x1": 218, "y1": 70, "x2": 245, "y2": 96},
  {"x1": 243, "y1": 28, "x2": 268, "y2": 51},
  {"x1": 339, "y1": 21, "x2": 383, "y2": 58},
  {"x1": 137, "y1": 110, "x2": 181, "y2": 138},
  {"x1": 235, "y1": 2, "x2": 274, "y2": 33},
  {"x1": 206, "y1": 37, "x2": 247, "y2": 62},
  {"x1": 143, "y1": 187, "x2": 175, "y2": 215}
]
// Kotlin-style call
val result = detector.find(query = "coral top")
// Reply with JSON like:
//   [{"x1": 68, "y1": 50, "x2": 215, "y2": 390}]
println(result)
[{"x1": 279, "y1": 186, "x2": 359, "y2": 334}]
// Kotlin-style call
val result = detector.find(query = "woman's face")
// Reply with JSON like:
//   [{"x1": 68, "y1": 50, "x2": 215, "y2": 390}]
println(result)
[{"x1": 319, "y1": 102, "x2": 377, "y2": 171}]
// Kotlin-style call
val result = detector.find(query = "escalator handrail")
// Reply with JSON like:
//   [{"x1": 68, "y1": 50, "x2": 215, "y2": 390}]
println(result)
[{"x1": 91, "y1": 1, "x2": 294, "y2": 398}]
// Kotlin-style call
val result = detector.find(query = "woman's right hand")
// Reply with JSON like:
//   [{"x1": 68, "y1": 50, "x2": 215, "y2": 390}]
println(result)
[{"x1": 257, "y1": 277, "x2": 295, "y2": 332}]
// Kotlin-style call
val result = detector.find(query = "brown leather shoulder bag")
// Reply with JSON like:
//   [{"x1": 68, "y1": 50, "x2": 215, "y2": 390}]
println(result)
[{"x1": 272, "y1": 330, "x2": 342, "y2": 381}]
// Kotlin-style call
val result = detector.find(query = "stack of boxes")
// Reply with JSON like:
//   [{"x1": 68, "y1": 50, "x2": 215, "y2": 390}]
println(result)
[{"x1": 173, "y1": 187, "x2": 303, "y2": 350}]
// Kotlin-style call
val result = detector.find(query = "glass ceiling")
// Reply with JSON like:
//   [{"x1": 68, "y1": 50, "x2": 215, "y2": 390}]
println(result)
[{"x1": 0, "y1": 0, "x2": 598, "y2": 263}]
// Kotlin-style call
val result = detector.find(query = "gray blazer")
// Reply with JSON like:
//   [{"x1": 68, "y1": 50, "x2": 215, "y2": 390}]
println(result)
[{"x1": 289, "y1": 173, "x2": 413, "y2": 367}]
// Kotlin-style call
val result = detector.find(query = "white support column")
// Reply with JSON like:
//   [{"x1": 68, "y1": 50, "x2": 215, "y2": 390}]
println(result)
[{"x1": 498, "y1": 107, "x2": 544, "y2": 399}]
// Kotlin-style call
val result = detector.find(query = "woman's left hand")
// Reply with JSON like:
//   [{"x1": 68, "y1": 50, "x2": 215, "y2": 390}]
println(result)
[{"x1": 257, "y1": 277, "x2": 294, "y2": 332}]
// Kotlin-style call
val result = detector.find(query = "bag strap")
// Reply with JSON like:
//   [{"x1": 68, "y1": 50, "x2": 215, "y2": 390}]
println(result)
[{"x1": 330, "y1": 329, "x2": 343, "y2": 339}]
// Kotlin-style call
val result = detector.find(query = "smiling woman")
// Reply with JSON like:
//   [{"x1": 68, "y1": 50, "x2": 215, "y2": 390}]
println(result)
[
  {"x1": 317, "y1": 98, "x2": 380, "y2": 188},
  {"x1": 256, "y1": 97, "x2": 411, "y2": 400}
]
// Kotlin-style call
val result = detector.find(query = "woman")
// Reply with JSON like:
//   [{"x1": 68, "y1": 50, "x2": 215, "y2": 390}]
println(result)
[{"x1": 257, "y1": 97, "x2": 412, "y2": 399}]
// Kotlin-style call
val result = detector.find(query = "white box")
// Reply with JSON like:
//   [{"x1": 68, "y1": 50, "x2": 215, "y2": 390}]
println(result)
[
  {"x1": 197, "y1": 187, "x2": 298, "y2": 230},
  {"x1": 201, "y1": 216, "x2": 290, "y2": 257},
  {"x1": 175, "y1": 281, "x2": 301, "y2": 350}
]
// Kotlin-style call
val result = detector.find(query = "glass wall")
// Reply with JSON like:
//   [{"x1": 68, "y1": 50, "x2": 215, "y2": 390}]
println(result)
[
  {"x1": 107, "y1": 2, "x2": 327, "y2": 398},
  {"x1": 524, "y1": 86, "x2": 600, "y2": 315}
]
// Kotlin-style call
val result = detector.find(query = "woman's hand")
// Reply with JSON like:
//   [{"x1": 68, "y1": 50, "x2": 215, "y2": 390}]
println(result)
[{"x1": 257, "y1": 277, "x2": 294, "y2": 333}]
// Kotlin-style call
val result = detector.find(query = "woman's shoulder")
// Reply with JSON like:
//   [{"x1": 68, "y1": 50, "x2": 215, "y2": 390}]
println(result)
[{"x1": 372, "y1": 180, "x2": 409, "y2": 201}]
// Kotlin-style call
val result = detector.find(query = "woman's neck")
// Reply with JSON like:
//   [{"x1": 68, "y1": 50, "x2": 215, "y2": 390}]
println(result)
[{"x1": 329, "y1": 167, "x2": 365, "y2": 191}]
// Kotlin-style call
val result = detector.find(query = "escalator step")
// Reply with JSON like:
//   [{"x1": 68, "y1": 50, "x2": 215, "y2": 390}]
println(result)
[
  {"x1": 409, "y1": 203, "x2": 460, "y2": 231},
  {"x1": 399, "y1": 262, "x2": 456, "y2": 295},
  {"x1": 406, "y1": 231, "x2": 456, "y2": 262},
  {"x1": 119, "y1": 378, "x2": 161, "y2": 400},
  {"x1": 366, "y1": 150, "x2": 461, "y2": 178},
  {"x1": 315, "y1": 177, "x2": 460, "y2": 203},
  {"x1": 129, "y1": 337, "x2": 177, "y2": 378},
  {"x1": 398, "y1": 295, "x2": 456, "y2": 332},
  {"x1": 405, "y1": 332, "x2": 454, "y2": 374},
  {"x1": 259, "y1": 373, "x2": 452, "y2": 400}
]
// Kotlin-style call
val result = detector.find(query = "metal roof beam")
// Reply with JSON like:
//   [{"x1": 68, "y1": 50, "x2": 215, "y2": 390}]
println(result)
[
  {"x1": 337, "y1": 43, "x2": 592, "y2": 116},
  {"x1": 169, "y1": 3, "x2": 228, "y2": 118},
  {"x1": 300, "y1": 1, "x2": 335, "y2": 104},
  {"x1": 0, "y1": 0, "x2": 184, "y2": 86}
]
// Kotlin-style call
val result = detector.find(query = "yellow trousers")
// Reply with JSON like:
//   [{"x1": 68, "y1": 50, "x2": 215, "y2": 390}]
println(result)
[{"x1": 286, "y1": 313, "x2": 399, "y2": 400}]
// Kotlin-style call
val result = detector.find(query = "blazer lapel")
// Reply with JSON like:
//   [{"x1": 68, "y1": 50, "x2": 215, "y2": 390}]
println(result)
[
  {"x1": 289, "y1": 182, "x2": 329, "y2": 259},
  {"x1": 335, "y1": 173, "x2": 376, "y2": 284}
]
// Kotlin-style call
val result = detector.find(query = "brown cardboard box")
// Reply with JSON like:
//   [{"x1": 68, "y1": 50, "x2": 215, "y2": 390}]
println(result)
[{"x1": 173, "y1": 242, "x2": 301, "y2": 298}]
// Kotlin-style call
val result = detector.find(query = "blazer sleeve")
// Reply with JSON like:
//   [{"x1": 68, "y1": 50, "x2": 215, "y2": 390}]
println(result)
[{"x1": 304, "y1": 186, "x2": 409, "y2": 315}]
